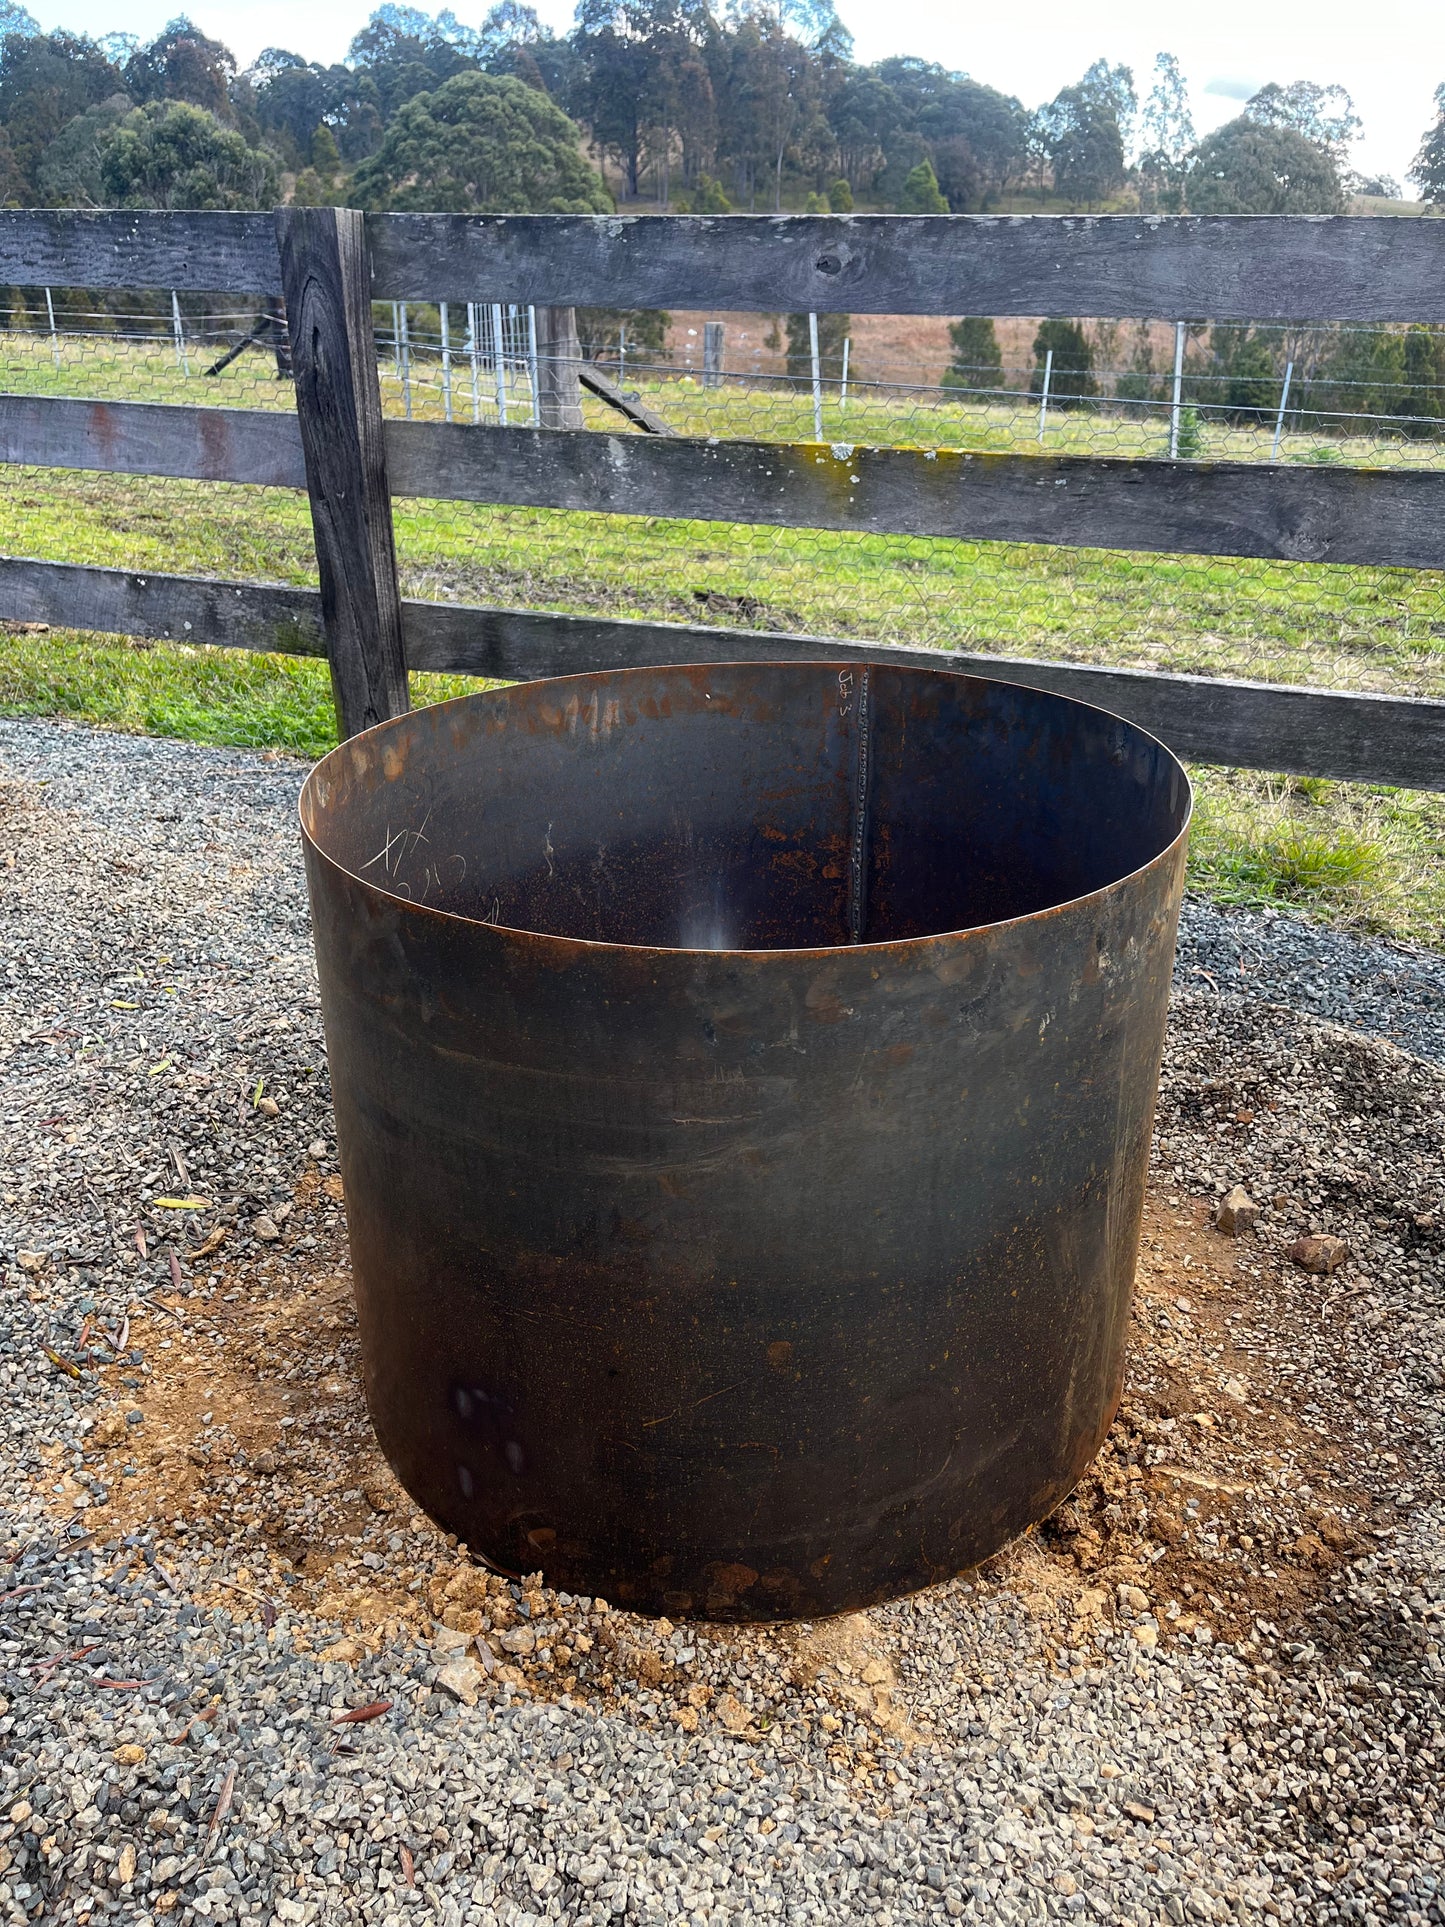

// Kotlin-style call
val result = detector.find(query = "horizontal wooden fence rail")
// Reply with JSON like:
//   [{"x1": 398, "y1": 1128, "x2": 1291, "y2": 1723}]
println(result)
[
  {"x1": 0, "y1": 395, "x2": 305, "y2": 488},
  {"x1": 385, "y1": 425, "x2": 1445, "y2": 573},
  {"x1": 7, "y1": 392, "x2": 1444, "y2": 573},
  {"x1": 0, "y1": 210, "x2": 282, "y2": 296},
  {"x1": 1, "y1": 204, "x2": 1441, "y2": 785},
  {"x1": 367, "y1": 213, "x2": 1445, "y2": 323},
  {"x1": 5, "y1": 555, "x2": 1442, "y2": 790},
  {"x1": 0, "y1": 208, "x2": 1442, "y2": 320}
]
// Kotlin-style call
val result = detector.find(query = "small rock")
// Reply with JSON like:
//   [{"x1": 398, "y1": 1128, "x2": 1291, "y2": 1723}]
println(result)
[
  {"x1": 113, "y1": 1744, "x2": 146, "y2": 1766},
  {"x1": 1124, "y1": 1800, "x2": 1156, "y2": 1823},
  {"x1": 715, "y1": 1691, "x2": 752, "y2": 1733},
  {"x1": 116, "y1": 1842, "x2": 136, "y2": 1886},
  {"x1": 256, "y1": 1095, "x2": 280, "y2": 1118},
  {"x1": 1290, "y1": 1233, "x2": 1349, "y2": 1275},
  {"x1": 1133, "y1": 1623, "x2": 1159, "y2": 1649},
  {"x1": 16, "y1": 1250, "x2": 47, "y2": 1273},
  {"x1": 308, "y1": 1138, "x2": 327, "y2": 1158},
  {"x1": 1119, "y1": 1584, "x2": 1150, "y2": 1614},
  {"x1": 499, "y1": 1626, "x2": 536, "y2": 1656},
  {"x1": 250, "y1": 1450, "x2": 277, "y2": 1476},
  {"x1": 436, "y1": 1655, "x2": 483, "y2": 1706},
  {"x1": 253, "y1": 1214, "x2": 280, "y2": 1242},
  {"x1": 361, "y1": 1477, "x2": 396, "y2": 1514},
  {"x1": 319, "y1": 1637, "x2": 365, "y2": 1665},
  {"x1": 1215, "y1": 1185, "x2": 1259, "y2": 1235},
  {"x1": 1055, "y1": 1873, "x2": 1078, "y2": 1897}
]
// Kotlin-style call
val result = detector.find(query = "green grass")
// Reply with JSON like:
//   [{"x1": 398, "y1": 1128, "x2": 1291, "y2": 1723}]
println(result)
[
  {"x1": 0, "y1": 341, "x2": 1440, "y2": 947},
  {"x1": 2, "y1": 470, "x2": 1442, "y2": 702},
  {"x1": 6, "y1": 327, "x2": 1444, "y2": 471},
  {"x1": 4, "y1": 626, "x2": 1442, "y2": 948},
  {"x1": 1187, "y1": 766, "x2": 1445, "y2": 946}
]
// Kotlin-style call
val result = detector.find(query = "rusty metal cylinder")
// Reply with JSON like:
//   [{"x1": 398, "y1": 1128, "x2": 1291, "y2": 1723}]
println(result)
[{"x1": 300, "y1": 663, "x2": 1190, "y2": 1619}]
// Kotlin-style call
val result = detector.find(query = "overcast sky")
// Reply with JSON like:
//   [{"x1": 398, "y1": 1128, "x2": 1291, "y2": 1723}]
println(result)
[{"x1": 37, "y1": 0, "x2": 1444, "y2": 195}]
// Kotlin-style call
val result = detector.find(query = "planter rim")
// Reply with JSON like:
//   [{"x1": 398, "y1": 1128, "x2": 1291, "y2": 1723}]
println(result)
[{"x1": 298, "y1": 658, "x2": 1194, "y2": 961}]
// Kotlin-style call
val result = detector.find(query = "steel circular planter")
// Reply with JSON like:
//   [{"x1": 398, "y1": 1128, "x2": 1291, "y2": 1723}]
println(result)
[{"x1": 299, "y1": 662, "x2": 1190, "y2": 1620}]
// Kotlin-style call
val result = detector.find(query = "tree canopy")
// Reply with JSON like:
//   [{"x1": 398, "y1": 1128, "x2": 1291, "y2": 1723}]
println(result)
[
  {"x1": 348, "y1": 70, "x2": 613, "y2": 212},
  {"x1": 95, "y1": 100, "x2": 278, "y2": 209},
  {"x1": 1187, "y1": 117, "x2": 1345, "y2": 215},
  {"x1": 1412, "y1": 84, "x2": 1445, "y2": 205},
  {"x1": 0, "y1": 8, "x2": 1422, "y2": 228}
]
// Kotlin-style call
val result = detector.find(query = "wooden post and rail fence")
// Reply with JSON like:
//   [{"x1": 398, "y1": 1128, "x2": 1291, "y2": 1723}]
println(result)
[{"x1": 0, "y1": 206, "x2": 1441, "y2": 787}]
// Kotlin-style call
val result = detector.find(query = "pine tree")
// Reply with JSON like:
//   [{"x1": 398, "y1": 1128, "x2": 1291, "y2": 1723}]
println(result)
[
  {"x1": 1397, "y1": 325, "x2": 1445, "y2": 438},
  {"x1": 898, "y1": 158, "x2": 946, "y2": 213},
  {"x1": 942, "y1": 316, "x2": 1003, "y2": 391},
  {"x1": 1029, "y1": 320, "x2": 1097, "y2": 408}
]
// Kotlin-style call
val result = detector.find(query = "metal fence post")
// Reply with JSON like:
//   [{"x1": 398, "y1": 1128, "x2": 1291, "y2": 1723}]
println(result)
[
  {"x1": 1037, "y1": 347, "x2": 1053, "y2": 443},
  {"x1": 492, "y1": 302, "x2": 508, "y2": 425},
  {"x1": 1169, "y1": 320, "x2": 1186, "y2": 459},
  {"x1": 527, "y1": 305, "x2": 541, "y2": 427},
  {"x1": 1271, "y1": 359, "x2": 1295, "y2": 463},
  {"x1": 840, "y1": 335, "x2": 850, "y2": 411},
  {"x1": 467, "y1": 301, "x2": 481, "y2": 423},
  {"x1": 808, "y1": 311, "x2": 823, "y2": 441},
  {"x1": 440, "y1": 300, "x2": 453, "y2": 423},
  {"x1": 44, "y1": 286, "x2": 59, "y2": 372},
  {"x1": 275, "y1": 205, "x2": 409, "y2": 740},
  {"x1": 171, "y1": 291, "x2": 189, "y2": 377}
]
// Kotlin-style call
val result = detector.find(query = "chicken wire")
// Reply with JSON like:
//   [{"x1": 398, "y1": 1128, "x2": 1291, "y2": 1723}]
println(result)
[
  {"x1": 2, "y1": 293, "x2": 1442, "y2": 708},
  {"x1": 2, "y1": 291, "x2": 1440, "y2": 934}
]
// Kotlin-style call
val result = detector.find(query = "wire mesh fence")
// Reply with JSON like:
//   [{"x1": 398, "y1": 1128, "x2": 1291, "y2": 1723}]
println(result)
[
  {"x1": 4, "y1": 292, "x2": 1444, "y2": 699},
  {"x1": 2, "y1": 289, "x2": 1442, "y2": 939}
]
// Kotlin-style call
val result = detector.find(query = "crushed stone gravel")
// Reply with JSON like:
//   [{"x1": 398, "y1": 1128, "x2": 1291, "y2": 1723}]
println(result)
[{"x1": 1, "y1": 717, "x2": 1442, "y2": 1927}]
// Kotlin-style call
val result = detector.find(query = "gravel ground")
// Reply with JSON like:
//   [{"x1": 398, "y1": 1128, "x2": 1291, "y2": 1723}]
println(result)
[{"x1": 1, "y1": 716, "x2": 1443, "y2": 1927}]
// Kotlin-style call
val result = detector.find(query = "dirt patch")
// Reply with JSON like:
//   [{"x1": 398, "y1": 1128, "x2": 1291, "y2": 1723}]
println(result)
[{"x1": 43, "y1": 1175, "x2": 1371, "y2": 1744}]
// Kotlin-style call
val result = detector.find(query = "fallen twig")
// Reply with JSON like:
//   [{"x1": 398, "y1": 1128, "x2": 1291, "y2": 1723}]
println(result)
[
  {"x1": 205, "y1": 1764, "x2": 236, "y2": 1853},
  {"x1": 170, "y1": 1702, "x2": 219, "y2": 1744},
  {"x1": 331, "y1": 1699, "x2": 393, "y2": 1725},
  {"x1": 33, "y1": 1643, "x2": 99, "y2": 1673}
]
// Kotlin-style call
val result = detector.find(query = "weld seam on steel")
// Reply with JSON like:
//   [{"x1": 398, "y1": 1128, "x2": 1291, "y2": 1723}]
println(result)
[{"x1": 847, "y1": 663, "x2": 873, "y2": 943}]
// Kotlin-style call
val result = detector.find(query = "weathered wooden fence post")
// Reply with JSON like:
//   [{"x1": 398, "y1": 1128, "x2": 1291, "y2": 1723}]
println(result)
[
  {"x1": 703, "y1": 320, "x2": 724, "y2": 389},
  {"x1": 534, "y1": 305, "x2": 584, "y2": 428},
  {"x1": 275, "y1": 204, "x2": 409, "y2": 739}
]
